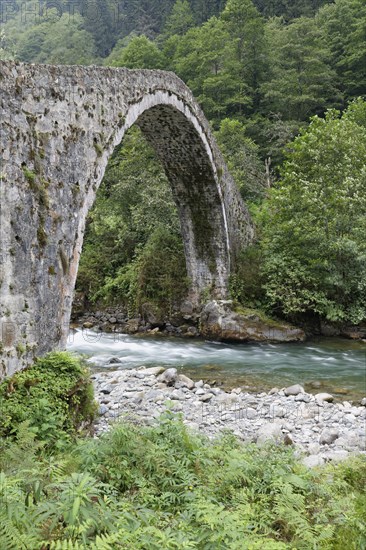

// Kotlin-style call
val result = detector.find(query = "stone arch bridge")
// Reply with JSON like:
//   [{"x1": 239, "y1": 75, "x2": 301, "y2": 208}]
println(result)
[{"x1": 0, "y1": 61, "x2": 253, "y2": 377}]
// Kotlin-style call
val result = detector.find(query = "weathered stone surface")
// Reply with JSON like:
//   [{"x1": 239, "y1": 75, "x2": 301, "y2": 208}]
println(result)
[
  {"x1": 284, "y1": 384, "x2": 304, "y2": 396},
  {"x1": 141, "y1": 366, "x2": 166, "y2": 376},
  {"x1": 178, "y1": 374, "x2": 195, "y2": 390},
  {"x1": 256, "y1": 422, "x2": 284, "y2": 445},
  {"x1": 0, "y1": 60, "x2": 254, "y2": 377},
  {"x1": 158, "y1": 368, "x2": 178, "y2": 386},
  {"x1": 315, "y1": 393, "x2": 334, "y2": 403},
  {"x1": 200, "y1": 301, "x2": 306, "y2": 343},
  {"x1": 319, "y1": 429, "x2": 339, "y2": 445}
]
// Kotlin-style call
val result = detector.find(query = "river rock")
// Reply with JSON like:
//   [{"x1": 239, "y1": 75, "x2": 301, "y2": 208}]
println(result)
[
  {"x1": 140, "y1": 366, "x2": 165, "y2": 376},
  {"x1": 319, "y1": 428, "x2": 339, "y2": 445},
  {"x1": 256, "y1": 422, "x2": 284, "y2": 445},
  {"x1": 284, "y1": 384, "x2": 304, "y2": 396},
  {"x1": 323, "y1": 450, "x2": 349, "y2": 463},
  {"x1": 200, "y1": 393, "x2": 213, "y2": 402},
  {"x1": 107, "y1": 357, "x2": 123, "y2": 365},
  {"x1": 315, "y1": 393, "x2": 334, "y2": 403},
  {"x1": 178, "y1": 374, "x2": 195, "y2": 390},
  {"x1": 99, "y1": 405, "x2": 109, "y2": 415},
  {"x1": 158, "y1": 368, "x2": 178, "y2": 386},
  {"x1": 361, "y1": 398, "x2": 366, "y2": 407},
  {"x1": 295, "y1": 393, "x2": 311, "y2": 403},
  {"x1": 125, "y1": 319, "x2": 140, "y2": 334},
  {"x1": 199, "y1": 300, "x2": 306, "y2": 343},
  {"x1": 91, "y1": 366, "x2": 366, "y2": 464}
]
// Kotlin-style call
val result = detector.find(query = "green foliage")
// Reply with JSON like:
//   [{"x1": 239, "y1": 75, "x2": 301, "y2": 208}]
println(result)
[
  {"x1": 107, "y1": 35, "x2": 167, "y2": 69},
  {"x1": 76, "y1": 127, "x2": 188, "y2": 315},
  {"x1": 0, "y1": 352, "x2": 97, "y2": 449},
  {"x1": 0, "y1": 412, "x2": 365, "y2": 547},
  {"x1": 162, "y1": 0, "x2": 196, "y2": 38},
  {"x1": 0, "y1": 28, "x2": 16, "y2": 60},
  {"x1": 318, "y1": 0, "x2": 366, "y2": 100},
  {"x1": 260, "y1": 100, "x2": 366, "y2": 323},
  {"x1": 98, "y1": 226, "x2": 189, "y2": 316},
  {"x1": 215, "y1": 118, "x2": 269, "y2": 201},
  {"x1": 262, "y1": 16, "x2": 341, "y2": 121}
]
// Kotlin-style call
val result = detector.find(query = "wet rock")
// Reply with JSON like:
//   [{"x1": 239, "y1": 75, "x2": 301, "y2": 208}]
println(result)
[
  {"x1": 308, "y1": 381, "x2": 322, "y2": 389},
  {"x1": 333, "y1": 387, "x2": 349, "y2": 396},
  {"x1": 125, "y1": 319, "x2": 140, "y2": 334},
  {"x1": 284, "y1": 384, "x2": 304, "y2": 396},
  {"x1": 200, "y1": 300, "x2": 306, "y2": 343},
  {"x1": 361, "y1": 398, "x2": 366, "y2": 407},
  {"x1": 184, "y1": 326, "x2": 198, "y2": 337},
  {"x1": 107, "y1": 357, "x2": 123, "y2": 365}
]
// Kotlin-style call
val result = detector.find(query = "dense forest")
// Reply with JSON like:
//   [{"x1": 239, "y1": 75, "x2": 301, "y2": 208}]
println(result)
[{"x1": 2, "y1": 0, "x2": 366, "y2": 327}]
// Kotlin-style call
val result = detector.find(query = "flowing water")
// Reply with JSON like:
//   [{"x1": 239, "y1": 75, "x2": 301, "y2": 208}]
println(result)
[{"x1": 67, "y1": 329, "x2": 366, "y2": 401}]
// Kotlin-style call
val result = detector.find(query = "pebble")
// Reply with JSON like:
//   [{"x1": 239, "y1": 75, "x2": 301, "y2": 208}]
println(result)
[{"x1": 92, "y1": 368, "x2": 366, "y2": 467}]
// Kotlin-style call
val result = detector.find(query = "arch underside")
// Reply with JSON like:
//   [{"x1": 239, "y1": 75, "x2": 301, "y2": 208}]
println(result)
[{"x1": 135, "y1": 103, "x2": 230, "y2": 298}]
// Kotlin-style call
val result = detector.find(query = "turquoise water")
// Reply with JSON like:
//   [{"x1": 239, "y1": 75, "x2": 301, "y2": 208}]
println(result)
[{"x1": 67, "y1": 329, "x2": 366, "y2": 400}]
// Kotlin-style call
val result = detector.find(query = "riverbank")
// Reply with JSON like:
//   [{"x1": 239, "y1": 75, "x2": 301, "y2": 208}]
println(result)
[
  {"x1": 92, "y1": 366, "x2": 366, "y2": 468},
  {"x1": 73, "y1": 300, "x2": 307, "y2": 343},
  {"x1": 73, "y1": 303, "x2": 366, "y2": 342}
]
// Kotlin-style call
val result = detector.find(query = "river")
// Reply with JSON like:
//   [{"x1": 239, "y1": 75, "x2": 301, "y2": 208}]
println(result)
[{"x1": 67, "y1": 329, "x2": 366, "y2": 401}]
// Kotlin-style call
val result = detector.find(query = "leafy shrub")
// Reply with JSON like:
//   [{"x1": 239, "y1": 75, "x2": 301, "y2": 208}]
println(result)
[
  {"x1": 260, "y1": 101, "x2": 366, "y2": 324},
  {"x1": 0, "y1": 352, "x2": 97, "y2": 449},
  {"x1": 0, "y1": 411, "x2": 365, "y2": 548},
  {"x1": 0, "y1": 412, "x2": 365, "y2": 548}
]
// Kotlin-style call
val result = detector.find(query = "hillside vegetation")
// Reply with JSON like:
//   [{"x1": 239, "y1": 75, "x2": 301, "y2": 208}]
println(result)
[{"x1": 2, "y1": 0, "x2": 365, "y2": 324}]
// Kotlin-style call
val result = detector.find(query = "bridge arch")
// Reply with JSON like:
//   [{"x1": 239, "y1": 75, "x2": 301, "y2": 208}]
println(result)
[
  {"x1": 76, "y1": 90, "x2": 232, "y2": 304},
  {"x1": 0, "y1": 61, "x2": 253, "y2": 377}
]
